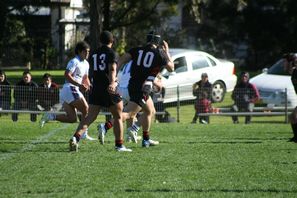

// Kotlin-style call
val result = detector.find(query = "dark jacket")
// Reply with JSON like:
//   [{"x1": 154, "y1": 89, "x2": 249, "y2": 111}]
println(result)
[
  {"x1": 0, "y1": 75, "x2": 12, "y2": 106},
  {"x1": 192, "y1": 80, "x2": 212, "y2": 100},
  {"x1": 14, "y1": 80, "x2": 38, "y2": 102},
  {"x1": 232, "y1": 82, "x2": 259, "y2": 105}
]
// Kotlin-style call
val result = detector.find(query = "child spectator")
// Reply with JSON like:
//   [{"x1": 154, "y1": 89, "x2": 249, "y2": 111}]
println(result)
[{"x1": 195, "y1": 91, "x2": 212, "y2": 124}]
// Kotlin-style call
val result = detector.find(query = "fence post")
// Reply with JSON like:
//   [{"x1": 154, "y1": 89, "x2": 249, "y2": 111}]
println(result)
[
  {"x1": 177, "y1": 85, "x2": 180, "y2": 123},
  {"x1": 285, "y1": 88, "x2": 288, "y2": 123}
]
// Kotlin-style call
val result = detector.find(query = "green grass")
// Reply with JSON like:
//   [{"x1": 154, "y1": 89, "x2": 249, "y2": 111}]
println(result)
[{"x1": 0, "y1": 115, "x2": 296, "y2": 197}]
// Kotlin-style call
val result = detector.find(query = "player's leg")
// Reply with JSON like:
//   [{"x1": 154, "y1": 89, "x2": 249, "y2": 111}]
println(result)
[
  {"x1": 140, "y1": 97, "x2": 159, "y2": 147},
  {"x1": 110, "y1": 101, "x2": 132, "y2": 152}
]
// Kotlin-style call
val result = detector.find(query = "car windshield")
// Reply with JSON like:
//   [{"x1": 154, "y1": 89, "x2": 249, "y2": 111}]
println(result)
[{"x1": 267, "y1": 59, "x2": 290, "y2": 76}]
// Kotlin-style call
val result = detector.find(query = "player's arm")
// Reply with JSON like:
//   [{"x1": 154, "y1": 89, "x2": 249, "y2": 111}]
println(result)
[
  {"x1": 64, "y1": 70, "x2": 88, "y2": 91},
  {"x1": 161, "y1": 40, "x2": 174, "y2": 72},
  {"x1": 108, "y1": 62, "x2": 118, "y2": 94}
]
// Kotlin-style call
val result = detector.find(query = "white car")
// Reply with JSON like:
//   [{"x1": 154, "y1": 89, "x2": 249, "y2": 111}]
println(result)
[
  {"x1": 161, "y1": 48, "x2": 237, "y2": 103},
  {"x1": 250, "y1": 57, "x2": 297, "y2": 107}
]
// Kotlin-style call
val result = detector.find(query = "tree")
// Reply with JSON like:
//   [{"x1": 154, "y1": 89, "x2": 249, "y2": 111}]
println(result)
[{"x1": 87, "y1": 0, "x2": 179, "y2": 53}]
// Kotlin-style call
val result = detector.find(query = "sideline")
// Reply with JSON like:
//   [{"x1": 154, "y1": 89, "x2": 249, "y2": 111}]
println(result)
[{"x1": 0, "y1": 124, "x2": 70, "y2": 162}]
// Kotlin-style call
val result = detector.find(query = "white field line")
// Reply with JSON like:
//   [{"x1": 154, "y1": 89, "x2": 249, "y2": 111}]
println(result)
[{"x1": 0, "y1": 124, "x2": 70, "y2": 162}]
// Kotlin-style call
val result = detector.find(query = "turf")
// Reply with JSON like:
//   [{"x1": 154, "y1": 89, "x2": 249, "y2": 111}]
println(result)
[{"x1": 0, "y1": 116, "x2": 296, "y2": 197}]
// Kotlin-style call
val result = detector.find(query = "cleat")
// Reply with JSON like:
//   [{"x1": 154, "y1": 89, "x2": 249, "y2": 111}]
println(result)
[
  {"x1": 142, "y1": 139, "x2": 159, "y2": 148},
  {"x1": 69, "y1": 137, "x2": 78, "y2": 152},
  {"x1": 85, "y1": 134, "x2": 96, "y2": 141},
  {"x1": 81, "y1": 129, "x2": 96, "y2": 141},
  {"x1": 115, "y1": 145, "x2": 132, "y2": 152},
  {"x1": 39, "y1": 113, "x2": 50, "y2": 128},
  {"x1": 98, "y1": 123, "x2": 106, "y2": 144}
]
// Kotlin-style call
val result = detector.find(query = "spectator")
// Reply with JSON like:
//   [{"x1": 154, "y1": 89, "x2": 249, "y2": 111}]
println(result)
[
  {"x1": 191, "y1": 73, "x2": 212, "y2": 124},
  {"x1": 194, "y1": 91, "x2": 212, "y2": 124},
  {"x1": 283, "y1": 53, "x2": 297, "y2": 142},
  {"x1": 37, "y1": 73, "x2": 59, "y2": 111},
  {"x1": 12, "y1": 70, "x2": 38, "y2": 122},
  {"x1": 0, "y1": 70, "x2": 12, "y2": 112},
  {"x1": 231, "y1": 71, "x2": 260, "y2": 124}
]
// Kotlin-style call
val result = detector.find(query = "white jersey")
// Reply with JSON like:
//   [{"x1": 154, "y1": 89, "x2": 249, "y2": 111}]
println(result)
[
  {"x1": 117, "y1": 61, "x2": 132, "y2": 104},
  {"x1": 60, "y1": 55, "x2": 89, "y2": 104},
  {"x1": 64, "y1": 55, "x2": 89, "y2": 87},
  {"x1": 118, "y1": 61, "x2": 132, "y2": 88}
]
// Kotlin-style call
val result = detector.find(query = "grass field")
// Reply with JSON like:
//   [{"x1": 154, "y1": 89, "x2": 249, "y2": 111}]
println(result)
[{"x1": 0, "y1": 114, "x2": 297, "y2": 197}]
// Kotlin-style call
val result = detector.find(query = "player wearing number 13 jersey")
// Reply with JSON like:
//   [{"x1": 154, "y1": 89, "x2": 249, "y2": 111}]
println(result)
[{"x1": 71, "y1": 31, "x2": 132, "y2": 152}]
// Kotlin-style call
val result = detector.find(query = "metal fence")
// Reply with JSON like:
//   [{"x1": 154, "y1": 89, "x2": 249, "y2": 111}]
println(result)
[{"x1": 0, "y1": 85, "x2": 295, "y2": 123}]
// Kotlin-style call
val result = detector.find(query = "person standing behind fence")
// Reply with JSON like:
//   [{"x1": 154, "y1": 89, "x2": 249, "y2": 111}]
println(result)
[
  {"x1": 0, "y1": 70, "x2": 11, "y2": 116},
  {"x1": 283, "y1": 53, "x2": 297, "y2": 143},
  {"x1": 12, "y1": 70, "x2": 38, "y2": 122},
  {"x1": 195, "y1": 91, "x2": 212, "y2": 124},
  {"x1": 37, "y1": 73, "x2": 59, "y2": 111},
  {"x1": 231, "y1": 71, "x2": 259, "y2": 124},
  {"x1": 191, "y1": 73, "x2": 212, "y2": 124},
  {"x1": 0, "y1": 70, "x2": 11, "y2": 112}
]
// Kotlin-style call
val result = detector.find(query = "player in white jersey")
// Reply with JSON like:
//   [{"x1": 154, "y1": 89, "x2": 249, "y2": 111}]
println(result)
[
  {"x1": 40, "y1": 41, "x2": 91, "y2": 139},
  {"x1": 117, "y1": 61, "x2": 132, "y2": 104}
]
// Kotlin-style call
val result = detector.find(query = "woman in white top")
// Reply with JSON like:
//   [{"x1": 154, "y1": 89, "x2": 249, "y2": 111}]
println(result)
[{"x1": 40, "y1": 41, "x2": 90, "y2": 128}]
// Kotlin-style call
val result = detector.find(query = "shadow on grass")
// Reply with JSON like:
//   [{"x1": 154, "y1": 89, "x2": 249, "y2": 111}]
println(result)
[{"x1": 125, "y1": 188, "x2": 297, "y2": 194}]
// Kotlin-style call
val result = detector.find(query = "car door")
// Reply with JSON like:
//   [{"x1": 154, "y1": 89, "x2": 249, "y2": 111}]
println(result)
[{"x1": 162, "y1": 55, "x2": 191, "y2": 101}]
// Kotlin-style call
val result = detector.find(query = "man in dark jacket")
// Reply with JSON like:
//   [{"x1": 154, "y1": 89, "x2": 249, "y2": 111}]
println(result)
[
  {"x1": 0, "y1": 70, "x2": 11, "y2": 111},
  {"x1": 231, "y1": 71, "x2": 259, "y2": 124},
  {"x1": 12, "y1": 70, "x2": 38, "y2": 122}
]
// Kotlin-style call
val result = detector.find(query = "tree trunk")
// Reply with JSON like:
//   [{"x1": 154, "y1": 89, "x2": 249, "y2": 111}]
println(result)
[{"x1": 89, "y1": 0, "x2": 103, "y2": 51}]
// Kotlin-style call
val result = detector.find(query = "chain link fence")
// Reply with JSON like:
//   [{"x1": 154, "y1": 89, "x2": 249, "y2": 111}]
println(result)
[{"x1": 0, "y1": 85, "x2": 295, "y2": 123}]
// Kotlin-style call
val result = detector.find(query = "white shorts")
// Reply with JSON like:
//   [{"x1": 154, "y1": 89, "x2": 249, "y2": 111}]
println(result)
[
  {"x1": 117, "y1": 86, "x2": 130, "y2": 105},
  {"x1": 59, "y1": 84, "x2": 84, "y2": 104}
]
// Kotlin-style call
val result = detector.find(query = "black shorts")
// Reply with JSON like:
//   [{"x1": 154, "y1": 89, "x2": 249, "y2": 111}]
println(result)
[
  {"x1": 89, "y1": 87, "x2": 122, "y2": 108},
  {"x1": 128, "y1": 89, "x2": 147, "y2": 107}
]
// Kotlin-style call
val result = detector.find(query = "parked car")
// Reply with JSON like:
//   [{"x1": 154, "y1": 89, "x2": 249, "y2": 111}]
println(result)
[
  {"x1": 160, "y1": 48, "x2": 237, "y2": 103},
  {"x1": 250, "y1": 56, "x2": 297, "y2": 107}
]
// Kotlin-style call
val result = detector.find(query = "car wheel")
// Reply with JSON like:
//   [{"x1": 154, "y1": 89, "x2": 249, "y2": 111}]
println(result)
[{"x1": 212, "y1": 81, "x2": 226, "y2": 102}]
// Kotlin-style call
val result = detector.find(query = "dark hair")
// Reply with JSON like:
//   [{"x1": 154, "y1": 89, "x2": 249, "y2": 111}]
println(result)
[
  {"x1": 100, "y1": 31, "x2": 114, "y2": 45},
  {"x1": 23, "y1": 70, "x2": 31, "y2": 76},
  {"x1": 283, "y1": 53, "x2": 297, "y2": 62},
  {"x1": 75, "y1": 41, "x2": 90, "y2": 55},
  {"x1": 42, "y1": 73, "x2": 52, "y2": 80},
  {"x1": 147, "y1": 30, "x2": 162, "y2": 45},
  {"x1": 240, "y1": 71, "x2": 249, "y2": 79},
  {"x1": 0, "y1": 69, "x2": 5, "y2": 76}
]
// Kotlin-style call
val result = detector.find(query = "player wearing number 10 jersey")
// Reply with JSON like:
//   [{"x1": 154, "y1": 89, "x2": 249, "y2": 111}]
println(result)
[{"x1": 118, "y1": 30, "x2": 174, "y2": 147}]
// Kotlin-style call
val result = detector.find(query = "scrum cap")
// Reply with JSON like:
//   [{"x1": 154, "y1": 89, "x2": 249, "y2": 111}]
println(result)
[{"x1": 147, "y1": 30, "x2": 162, "y2": 45}]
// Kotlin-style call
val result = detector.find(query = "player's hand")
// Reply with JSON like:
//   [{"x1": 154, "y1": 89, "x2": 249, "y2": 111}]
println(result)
[
  {"x1": 108, "y1": 81, "x2": 118, "y2": 94},
  {"x1": 79, "y1": 84, "x2": 89, "y2": 92},
  {"x1": 162, "y1": 40, "x2": 169, "y2": 53},
  {"x1": 142, "y1": 80, "x2": 153, "y2": 96}
]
